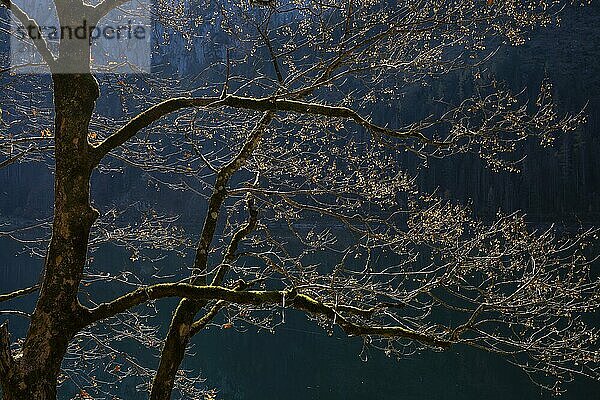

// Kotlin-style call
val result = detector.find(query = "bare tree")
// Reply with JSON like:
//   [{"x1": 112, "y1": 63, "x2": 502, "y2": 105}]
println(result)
[{"x1": 0, "y1": 0, "x2": 599, "y2": 399}]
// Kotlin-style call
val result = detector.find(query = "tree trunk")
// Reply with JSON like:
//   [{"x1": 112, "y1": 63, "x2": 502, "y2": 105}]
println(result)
[
  {"x1": 0, "y1": 73, "x2": 99, "y2": 399},
  {"x1": 149, "y1": 113, "x2": 270, "y2": 400},
  {"x1": 149, "y1": 300, "x2": 203, "y2": 400}
]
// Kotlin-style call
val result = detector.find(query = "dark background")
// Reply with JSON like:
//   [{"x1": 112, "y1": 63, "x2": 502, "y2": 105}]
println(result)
[{"x1": 1, "y1": 2, "x2": 600, "y2": 399}]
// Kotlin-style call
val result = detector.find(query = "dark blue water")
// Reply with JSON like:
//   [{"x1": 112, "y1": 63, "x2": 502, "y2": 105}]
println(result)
[{"x1": 2, "y1": 2, "x2": 600, "y2": 400}]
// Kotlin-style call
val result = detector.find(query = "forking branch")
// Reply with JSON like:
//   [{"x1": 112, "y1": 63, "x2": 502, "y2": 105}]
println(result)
[
  {"x1": 0, "y1": 0, "x2": 57, "y2": 69},
  {"x1": 79, "y1": 282, "x2": 451, "y2": 348}
]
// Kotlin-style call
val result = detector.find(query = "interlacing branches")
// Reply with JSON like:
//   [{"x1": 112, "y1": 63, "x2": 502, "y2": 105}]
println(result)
[{"x1": 0, "y1": 0, "x2": 598, "y2": 399}]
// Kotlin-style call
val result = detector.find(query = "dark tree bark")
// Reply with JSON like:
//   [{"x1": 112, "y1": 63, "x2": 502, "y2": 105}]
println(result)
[
  {"x1": 0, "y1": 5, "x2": 100, "y2": 391},
  {"x1": 1, "y1": 72, "x2": 99, "y2": 399},
  {"x1": 150, "y1": 112, "x2": 272, "y2": 400},
  {"x1": 0, "y1": 2, "x2": 599, "y2": 400}
]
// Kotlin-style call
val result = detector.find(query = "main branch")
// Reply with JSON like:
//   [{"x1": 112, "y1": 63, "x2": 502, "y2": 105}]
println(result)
[
  {"x1": 81, "y1": 283, "x2": 450, "y2": 348},
  {"x1": 0, "y1": 0, "x2": 56, "y2": 69},
  {"x1": 92, "y1": 95, "x2": 438, "y2": 163}
]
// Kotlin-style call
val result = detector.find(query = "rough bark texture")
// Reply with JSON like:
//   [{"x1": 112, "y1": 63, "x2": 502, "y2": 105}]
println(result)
[
  {"x1": 0, "y1": 11, "x2": 100, "y2": 389},
  {"x1": 149, "y1": 112, "x2": 272, "y2": 400},
  {"x1": 3, "y1": 73, "x2": 98, "y2": 399},
  {"x1": 0, "y1": 3, "x2": 102, "y2": 394},
  {"x1": 2, "y1": 3, "x2": 596, "y2": 398}
]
